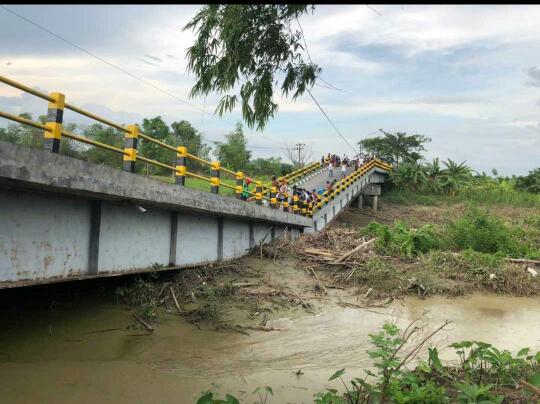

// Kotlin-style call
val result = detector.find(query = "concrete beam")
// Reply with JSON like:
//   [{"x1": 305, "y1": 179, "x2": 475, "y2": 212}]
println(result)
[
  {"x1": 0, "y1": 141, "x2": 311, "y2": 228},
  {"x1": 361, "y1": 183, "x2": 381, "y2": 196}
]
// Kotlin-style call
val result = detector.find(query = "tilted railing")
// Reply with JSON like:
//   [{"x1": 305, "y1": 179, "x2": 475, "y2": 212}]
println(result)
[{"x1": 0, "y1": 74, "x2": 391, "y2": 218}]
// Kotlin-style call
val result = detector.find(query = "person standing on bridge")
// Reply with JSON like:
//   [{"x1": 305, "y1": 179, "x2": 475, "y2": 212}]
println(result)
[
  {"x1": 328, "y1": 161, "x2": 334, "y2": 178},
  {"x1": 277, "y1": 179, "x2": 287, "y2": 211},
  {"x1": 341, "y1": 162, "x2": 347, "y2": 178},
  {"x1": 242, "y1": 178, "x2": 251, "y2": 201}
]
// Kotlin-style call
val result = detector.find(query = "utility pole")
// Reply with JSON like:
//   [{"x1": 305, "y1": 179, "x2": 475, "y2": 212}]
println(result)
[{"x1": 293, "y1": 143, "x2": 306, "y2": 168}]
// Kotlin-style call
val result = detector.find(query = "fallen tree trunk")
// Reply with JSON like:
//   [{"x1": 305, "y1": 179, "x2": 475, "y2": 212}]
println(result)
[
  {"x1": 133, "y1": 314, "x2": 154, "y2": 332},
  {"x1": 507, "y1": 258, "x2": 540, "y2": 265},
  {"x1": 519, "y1": 380, "x2": 540, "y2": 397},
  {"x1": 334, "y1": 238, "x2": 377, "y2": 263}
]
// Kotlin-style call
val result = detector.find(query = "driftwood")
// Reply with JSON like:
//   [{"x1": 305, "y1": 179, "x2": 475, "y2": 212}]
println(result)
[
  {"x1": 519, "y1": 380, "x2": 540, "y2": 396},
  {"x1": 133, "y1": 314, "x2": 154, "y2": 332},
  {"x1": 303, "y1": 248, "x2": 335, "y2": 257},
  {"x1": 507, "y1": 258, "x2": 540, "y2": 265},
  {"x1": 170, "y1": 287, "x2": 183, "y2": 314},
  {"x1": 238, "y1": 325, "x2": 285, "y2": 332},
  {"x1": 287, "y1": 285, "x2": 313, "y2": 311},
  {"x1": 308, "y1": 267, "x2": 328, "y2": 294},
  {"x1": 334, "y1": 238, "x2": 376, "y2": 263}
]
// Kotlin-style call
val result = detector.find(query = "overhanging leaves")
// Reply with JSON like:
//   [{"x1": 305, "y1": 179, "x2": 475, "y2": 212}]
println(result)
[{"x1": 183, "y1": 5, "x2": 320, "y2": 130}]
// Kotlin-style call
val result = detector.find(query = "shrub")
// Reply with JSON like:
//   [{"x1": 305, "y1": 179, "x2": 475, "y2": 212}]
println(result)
[
  {"x1": 365, "y1": 220, "x2": 441, "y2": 258},
  {"x1": 447, "y1": 208, "x2": 517, "y2": 255}
]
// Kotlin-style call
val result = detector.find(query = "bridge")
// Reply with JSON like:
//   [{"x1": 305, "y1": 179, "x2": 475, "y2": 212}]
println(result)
[{"x1": 0, "y1": 75, "x2": 391, "y2": 288}]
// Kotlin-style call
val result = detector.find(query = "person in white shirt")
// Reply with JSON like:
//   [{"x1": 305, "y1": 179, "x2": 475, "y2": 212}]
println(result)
[
  {"x1": 328, "y1": 162, "x2": 333, "y2": 178},
  {"x1": 341, "y1": 163, "x2": 346, "y2": 178}
]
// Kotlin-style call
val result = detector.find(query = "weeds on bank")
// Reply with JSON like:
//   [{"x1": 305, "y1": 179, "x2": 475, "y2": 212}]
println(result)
[
  {"x1": 296, "y1": 206, "x2": 540, "y2": 297},
  {"x1": 363, "y1": 207, "x2": 540, "y2": 259},
  {"x1": 197, "y1": 320, "x2": 540, "y2": 403},
  {"x1": 384, "y1": 189, "x2": 540, "y2": 208}
]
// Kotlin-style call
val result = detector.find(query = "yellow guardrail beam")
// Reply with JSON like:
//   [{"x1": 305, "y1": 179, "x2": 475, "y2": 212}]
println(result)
[
  {"x1": 62, "y1": 130, "x2": 128, "y2": 156},
  {"x1": 0, "y1": 74, "x2": 394, "y2": 217},
  {"x1": 0, "y1": 110, "x2": 50, "y2": 131}
]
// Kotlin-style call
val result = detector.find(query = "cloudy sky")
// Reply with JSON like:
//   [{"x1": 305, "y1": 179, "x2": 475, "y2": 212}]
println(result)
[{"x1": 1, "y1": 4, "x2": 539, "y2": 175}]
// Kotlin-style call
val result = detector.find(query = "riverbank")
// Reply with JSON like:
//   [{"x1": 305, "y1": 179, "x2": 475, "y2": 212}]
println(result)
[{"x1": 0, "y1": 199, "x2": 539, "y2": 403}]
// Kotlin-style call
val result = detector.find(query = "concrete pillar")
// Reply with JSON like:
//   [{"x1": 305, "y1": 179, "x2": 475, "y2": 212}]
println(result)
[
  {"x1": 352, "y1": 194, "x2": 363, "y2": 208},
  {"x1": 372, "y1": 195, "x2": 378, "y2": 211}
]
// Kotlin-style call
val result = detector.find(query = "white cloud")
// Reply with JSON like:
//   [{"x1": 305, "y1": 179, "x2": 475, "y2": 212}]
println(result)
[
  {"x1": 301, "y1": 5, "x2": 540, "y2": 56},
  {"x1": 1, "y1": 5, "x2": 540, "y2": 174}
]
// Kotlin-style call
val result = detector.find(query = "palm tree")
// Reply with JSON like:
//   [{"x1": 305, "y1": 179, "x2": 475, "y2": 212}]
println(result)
[
  {"x1": 391, "y1": 159, "x2": 427, "y2": 191},
  {"x1": 424, "y1": 157, "x2": 443, "y2": 193},
  {"x1": 440, "y1": 159, "x2": 472, "y2": 196}
]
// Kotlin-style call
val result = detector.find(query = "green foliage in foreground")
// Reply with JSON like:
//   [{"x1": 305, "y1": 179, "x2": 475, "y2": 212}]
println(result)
[
  {"x1": 362, "y1": 208, "x2": 540, "y2": 259},
  {"x1": 197, "y1": 322, "x2": 540, "y2": 403}
]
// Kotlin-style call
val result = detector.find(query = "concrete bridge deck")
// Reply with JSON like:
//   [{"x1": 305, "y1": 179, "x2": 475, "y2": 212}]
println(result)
[{"x1": 0, "y1": 141, "x2": 389, "y2": 288}]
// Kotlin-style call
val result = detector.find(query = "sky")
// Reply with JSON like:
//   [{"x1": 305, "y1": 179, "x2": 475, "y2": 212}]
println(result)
[{"x1": 0, "y1": 4, "x2": 539, "y2": 175}]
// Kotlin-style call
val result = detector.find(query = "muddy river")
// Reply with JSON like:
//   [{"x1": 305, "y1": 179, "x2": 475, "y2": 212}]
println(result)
[{"x1": 0, "y1": 289, "x2": 538, "y2": 403}]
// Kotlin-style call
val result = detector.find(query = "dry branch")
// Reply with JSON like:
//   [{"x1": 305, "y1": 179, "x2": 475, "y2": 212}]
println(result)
[
  {"x1": 334, "y1": 238, "x2": 377, "y2": 263},
  {"x1": 133, "y1": 314, "x2": 154, "y2": 332}
]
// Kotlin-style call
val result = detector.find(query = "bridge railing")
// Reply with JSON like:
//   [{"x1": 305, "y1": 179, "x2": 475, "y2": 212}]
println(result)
[
  {"x1": 311, "y1": 159, "x2": 392, "y2": 212},
  {"x1": 0, "y1": 75, "x2": 329, "y2": 215}
]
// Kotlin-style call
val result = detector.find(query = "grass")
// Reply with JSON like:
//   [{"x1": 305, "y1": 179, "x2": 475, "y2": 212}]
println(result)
[
  {"x1": 384, "y1": 188, "x2": 540, "y2": 207},
  {"x1": 150, "y1": 174, "x2": 270, "y2": 197}
]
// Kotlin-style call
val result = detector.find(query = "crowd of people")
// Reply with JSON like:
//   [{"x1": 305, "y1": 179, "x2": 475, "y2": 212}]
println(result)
[{"x1": 239, "y1": 153, "x2": 378, "y2": 214}]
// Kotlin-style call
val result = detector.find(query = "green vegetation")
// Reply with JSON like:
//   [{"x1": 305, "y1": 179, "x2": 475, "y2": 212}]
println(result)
[
  {"x1": 197, "y1": 321, "x2": 540, "y2": 403},
  {"x1": 364, "y1": 207, "x2": 540, "y2": 260},
  {"x1": 364, "y1": 221, "x2": 441, "y2": 258},
  {"x1": 516, "y1": 168, "x2": 540, "y2": 194},
  {"x1": 214, "y1": 123, "x2": 252, "y2": 171},
  {"x1": 387, "y1": 156, "x2": 540, "y2": 206},
  {"x1": 359, "y1": 129, "x2": 431, "y2": 166},
  {"x1": 184, "y1": 5, "x2": 319, "y2": 130},
  {"x1": 0, "y1": 113, "x2": 294, "y2": 184}
]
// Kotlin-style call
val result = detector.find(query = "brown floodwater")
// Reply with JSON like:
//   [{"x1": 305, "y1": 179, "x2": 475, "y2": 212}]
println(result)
[{"x1": 0, "y1": 287, "x2": 539, "y2": 404}]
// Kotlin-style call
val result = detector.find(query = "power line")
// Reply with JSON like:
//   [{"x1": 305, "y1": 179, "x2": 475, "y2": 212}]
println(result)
[
  {"x1": 295, "y1": 16, "x2": 346, "y2": 93},
  {"x1": 2, "y1": 5, "x2": 346, "y2": 157},
  {"x1": 293, "y1": 16, "x2": 356, "y2": 153},
  {"x1": 366, "y1": 5, "x2": 382, "y2": 16},
  {"x1": 0, "y1": 5, "x2": 289, "y2": 149},
  {"x1": 0, "y1": 5, "x2": 206, "y2": 114},
  {"x1": 306, "y1": 88, "x2": 357, "y2": 153}
]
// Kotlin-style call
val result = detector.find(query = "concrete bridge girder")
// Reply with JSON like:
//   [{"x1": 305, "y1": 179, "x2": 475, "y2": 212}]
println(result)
[
  {"x1": 0, "y1": 140, "x2": 389, "y2": 287},
  {"x1": 0, "y1": 141, "x2": 306, "y2": 287}
]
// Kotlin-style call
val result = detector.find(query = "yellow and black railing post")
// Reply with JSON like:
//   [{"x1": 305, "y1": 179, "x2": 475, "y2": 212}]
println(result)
[
  {"x1": 317, "y1": 194, "x2": 323, "y2": 210},
  {"x1": 122, "y1": 124, "x2": 139, "y2": 172},
  {"x1": 235, "y1": 171, "x2": 243, "y2": 199},
  {"x1": 175, "y1": 146, "x2": 187, "y2": 185},
  {"x1": 292, "y1": 194, "x2": 299, "y2": 214},
  {"x1": 43, "y1": 92, "x2": 65, "y2": 153},
  {"x1": 270, "y1": 186, "x2": 277, "y2": 208},
  {"x1": 255, "y1": 181, "x2": 262, "y2": 205},
  {"x1": 211, "y1": 161, "x2": 220, "y2": 194}
]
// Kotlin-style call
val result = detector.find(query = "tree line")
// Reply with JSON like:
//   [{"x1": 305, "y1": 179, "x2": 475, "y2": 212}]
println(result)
[
  {"x1": 0, "y1": 113, "x2": 294, "y2": 178},
  {"x1": 359, "y1": 129, "x2": 540, "y2": 195}
]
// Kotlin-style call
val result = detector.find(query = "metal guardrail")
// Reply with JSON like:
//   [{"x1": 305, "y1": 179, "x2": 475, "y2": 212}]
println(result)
[{"x1": 0, "y1": 74, "x2": 391, "y2": 217}]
